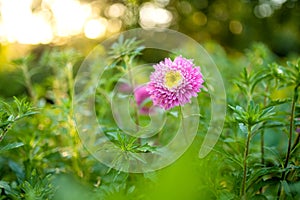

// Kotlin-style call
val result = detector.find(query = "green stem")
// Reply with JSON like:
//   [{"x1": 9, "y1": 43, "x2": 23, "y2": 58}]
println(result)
[
  {"x1": 66, "y1": 62, "x2": 83, "y2": 177},
  {"x1": 180, "y1": 107, "x2": 188, "y2": 143},
  {"x1": 259, "y1": 87, "x2": 268, "y2": 194},
  {"x1": 284, "y1": 84, "x2": 299, "y2": 168},
  {"x1": 261, "y1": 86, "x2": 268, "y2": 168},
  {"x1": 284, "y1": 99, "x2": 296, "y2": 168},
  {"x1": 0, "y1": 114, "x2": 26, "y2": 142},
  {"x1": 21, "y1": 64, "x2": 37, "y2": 104},
  {"x1": 259, "y1": 128, "x2": 265, "y2": 194},
  {"x1": 291, "y1": 84, "x2": 300, "y2": 152},
  {"x1": 67, "y1": 62, "x2": 74, "y2": 105},
  {"x1": 291, "y1": 132, "x2": 300, "y2": 152},
  {"x1": 241, "y1": 125, "x2": 252, "y2": 199},
  {"x1": 125, "y1": 57, "x2": 140, "y2": 140},
  {"x1": 277, "y1": 85, "x2": 299, "y2": 199},
  {"x1": 261, "y1": 130, "x2": 265, "y2": 166},
  {"x1": 0, "y1": 127, "x2": 9, "y2": 142}
]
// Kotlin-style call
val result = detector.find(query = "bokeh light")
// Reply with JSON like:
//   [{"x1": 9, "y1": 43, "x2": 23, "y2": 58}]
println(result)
[
  {"x1": 0, "y1": 0, "x2": 109, "y2": 44},
  {"x1": 139, "y1": 2, "x2": 173, "y2": 29},
  {"x1": 106, "y1": 3, "x2": 126, "y2": 18},
  {"x1": 229, "y1": 20, "x2": 243, "y2": 35},
  {"x1": 254, "y1": 3, "x2": 273, "y2": 18},
  {"x1": 84, "y1": 18, "x2": 107, "y2": 39},
  {"x1": 0, "y1": 0, "x2": 299, "y2": 55},
  {"x1": 192, "y1": 12, "x2": 207, "y2": 26},
  {"x1": 0, "y1": 0, "x2": 53, "y2": 44},
  {"x1": 46, "y1": 0, "x2": 91, "y2": 37},
  {"x1": 107, "y1": 19, "x2": 122, "y2": 34}
]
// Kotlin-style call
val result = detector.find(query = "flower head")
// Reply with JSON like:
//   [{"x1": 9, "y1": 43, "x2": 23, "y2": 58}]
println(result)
[
  {"x1": 134, "y1": 85, "x2": 154, "y2": 115},
  {"x1": 296, "y1": 126, "x2": 300, "y2": 134},
  {"x1": 296, "y1": 118, "x2": 300, "y2": 133},
  {"x1": 117, "y1": 81, "x2": 133, "y2": 94},
  {"x1": 147, "y1": 55, "x2": 204, "y2": 110}
]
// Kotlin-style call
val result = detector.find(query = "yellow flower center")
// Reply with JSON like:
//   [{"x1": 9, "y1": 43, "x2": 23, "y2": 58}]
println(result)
[{"x1": 164, "y1": 70, "x2": 182, "y2": 89}]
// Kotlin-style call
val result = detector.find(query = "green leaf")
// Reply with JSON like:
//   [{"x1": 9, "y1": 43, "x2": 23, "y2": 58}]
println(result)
[
  {"x1": 281, "y1": 180, "x2": 292, "y2": 197},
  {"x1": 266, "y1": 99, "x2": 290, "y2": 108},
  {"x1": 250, "y1": 194, "x2": 268, "y2": 200},
  {"x1": 143, "y1": 172, "x2": 158, "y2": 181},
  {"x1": 223, "y1": 138, "x2": 237, "y2": 143},
  {"x1": 218, "y1": 191, "x2": 236, "y2": 200},
  {"x1": 0, "y1": 142, "x2": 24, "y2": 153},
  {"x1": 139, "y1": 97, "x2": 153, "y2": 109},
  {"x1": 1, "y1": 101, "x2": 15, "y2": 117},
  {"x1": 247, "y1": 166, "x2": 283, "y2": 190},
  {"x1": 9, "y1": 160, "x2": 25, "y2": 180},
  {"x1": 0, "y1": 180, "x2": 19, "y2": 197},
  {"x1": 0, "y1": 121, "x2": 10, "y2": 129},
  {"x1": 0, "y1": 181, "x2": 11, "y2": 191},
  {"x1": 135, "y1": 143, "x2": 156, "y2": 153},
  {"x1": 239, "y1": 123, "x2": 248, "y2": 134},
  {"x1": 127, "y1": 185, "x2": 135, "y2": 194},
  {"x1": 108, "y1": 36, "x2": 145, "y2": 69},
  {"x1": 168, "y1": 111, "x2": 179, "y2": 118}
]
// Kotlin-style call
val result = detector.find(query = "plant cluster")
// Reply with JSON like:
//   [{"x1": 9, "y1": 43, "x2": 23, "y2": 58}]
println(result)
[{"x1": 0, "y1": 38, "x2": 299, "y2": 200}]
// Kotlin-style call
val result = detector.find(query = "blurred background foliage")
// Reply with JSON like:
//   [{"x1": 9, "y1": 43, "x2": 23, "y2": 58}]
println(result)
[{"x1": 1, "y1": 0, "x2": 300, "y2": 97}]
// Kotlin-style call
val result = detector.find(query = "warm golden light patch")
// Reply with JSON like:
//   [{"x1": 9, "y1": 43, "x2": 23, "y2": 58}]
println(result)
[{"x1": 164, "y1": 70, "x2": 182, "y2": 89}]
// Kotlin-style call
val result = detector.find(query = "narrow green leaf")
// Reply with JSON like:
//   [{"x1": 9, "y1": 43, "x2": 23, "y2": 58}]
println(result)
[
  {"x1": 250, "y1": 194, "x2": 268, "y2": 200},
  {"x1": 0, "y1": 142, "x2": 24, "y2": 153},
  {"x1": 281, "y1": 180, "x2": 292, "y2": 197}
]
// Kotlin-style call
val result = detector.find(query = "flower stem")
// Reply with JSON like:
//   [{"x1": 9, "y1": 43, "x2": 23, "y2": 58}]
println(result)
[
  {"x1": 241, "y1": 125, "x2": 252, "y2": 199},
  {"x1": 180, "y1": 107, "x2": 188, "y2": 143},
  {"x1": 125, "y1": 57, "x2": 140, "y2": 135},
  {"x1": 291, "y1": 84, "x2": 300, "y2": 152}
]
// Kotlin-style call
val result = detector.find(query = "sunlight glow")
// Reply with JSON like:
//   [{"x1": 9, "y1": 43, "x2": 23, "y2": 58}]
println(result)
[
  {"x1": 107, "y1": 19, "x2": 122, "y2": 34},
  {"x1": 139, "y1": 3, "x2": 173, "y2": 29},
  {"x1": 0, "y1": 0, "x2": 53, "y2": 44},
  {"x1": 106, "y1": 3, "x2": 126, "y2": 18},
  {"x1": 84, "y1": 18, "x2": 107, "y2": 39},
  {"x1": 45, "y1": 0, "x2": 91, "y2": 37},
  {"x1": 0, "y1": 0, "x2": 113, "y2": 44}
]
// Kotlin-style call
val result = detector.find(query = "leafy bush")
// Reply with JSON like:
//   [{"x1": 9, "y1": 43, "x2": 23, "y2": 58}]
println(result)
[{"x1": 0, "y1": 38, "x2": 300, "y2": 200}]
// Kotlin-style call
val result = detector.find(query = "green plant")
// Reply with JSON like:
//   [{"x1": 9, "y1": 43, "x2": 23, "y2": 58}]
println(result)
[
  {"x1": 0, "y1": 97, "x2": 37, "y2": 143},
  {"x1": 1, "y1": 38, "x2": 300, "y2": 200}
]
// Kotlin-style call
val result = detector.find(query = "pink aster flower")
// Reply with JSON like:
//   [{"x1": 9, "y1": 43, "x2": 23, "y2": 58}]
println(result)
[
  {"x1": 117, "y1": 81, "x2": 133, "y2": 94},
  {"x1": 296, "y1": 126, "x2": 300, "y2": 134},
  {"x1": 296, "y1": 118, "x2": 300, "y2": 133},
  {"x1": 147, "y1": 55, "x2": 204, "y2": 110},
  {"x1": 134, "y1": 85, "x2": 155, "y2": 115}
]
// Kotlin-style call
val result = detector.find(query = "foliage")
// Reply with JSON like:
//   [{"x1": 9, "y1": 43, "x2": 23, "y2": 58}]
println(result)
[
  {"x1": 0, "y1": 97, "x2": 37, "y2": 142},
  {"x1": 0, "y1": 37, "x2": 300, "y2": 200}
]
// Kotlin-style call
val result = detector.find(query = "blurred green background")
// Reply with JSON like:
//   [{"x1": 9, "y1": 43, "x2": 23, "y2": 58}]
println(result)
[{"x1": 1, "y1": 0, "x2": 300, "y2": 97}]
